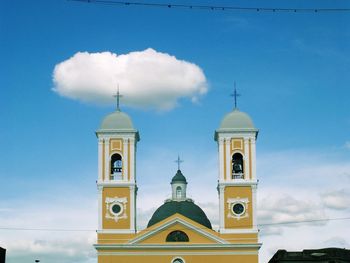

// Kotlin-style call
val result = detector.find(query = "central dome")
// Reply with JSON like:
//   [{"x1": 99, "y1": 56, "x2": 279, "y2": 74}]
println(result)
[{"x1": 147, "y1": 200, "x2": 212, "y2": 229}]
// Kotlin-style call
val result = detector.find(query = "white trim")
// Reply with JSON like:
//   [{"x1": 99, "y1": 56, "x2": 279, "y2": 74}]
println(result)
[
  {"x1": 251, "y1": 137, "x2": 257, "y2": 180},
  {"x1": 243, "y1": 138, "x2": 250, "y2": 179},
  {"x1": 97, "y1": 182, "x2": 137, "y2": 187},
  {"x1": 104, "y1": 138, "x2": 110, "y2": 182},
  {"x1": 172, "y1": 256, "x2": 186, "y2": 263},
  {"x1": 95, "y1": 243, "x2": 261, "y2": 250},
  {"x1": 130, "y1": 137, "x2": 135, "y2": 182},
  {"x1": 105, "y1": 197, "x2": 128, "y2": 222},
  {"x1": 98, "y1": 186, "x2": 103, "y2": 229},
  {"x1": 252, "y1": 184, "x2": 257, "y2": 230},
  {"x1": 218, "y1": 181, "x2": 257, "y2": 186},
  {"x1": 218, "y1": 185, "x2": 225, "y2": 232},
  {"x1": 130, "y1": 185, "x2": 136, "y2": 233},
  {"x1": 225, "y1": 139, "x2": 231, "y2": 182},
  {"x1": 129, "y1": 217, "x2": 228, "y2": 245},
  {"x1": 227, "y1": 198, "x2": 249, "y2": 219},
  {"x1": 218, "y1": 138, "x2": 225, "y2": 181},
  {"x1": 219, "y1": 228, "x2": 259, "y2": 234},
  {"x1": 96, "y1": 251, "x2": 259, "y2": 256},
  {"x1": 98, "y1": 138, "x2": 103, "y2": 182},
  {"x1": 122, "y1": 139, "x2": 128, "y2": 181},
  {"x1": 216, "y1": 131, "x2": 257, "y2": 139},
  {"x1": 97, "y1": 229, "x2": 136, "y2": 234}
]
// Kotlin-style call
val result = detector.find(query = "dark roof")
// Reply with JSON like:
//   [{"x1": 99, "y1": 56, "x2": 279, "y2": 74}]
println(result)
[
  {"x1": 171, "y1": 170, "x2": 187, "y2": 184},
  {"x1": 147, "y1": 200, "x2": 212, "y2": 229},
  {"x1": 268, "y1": 248, "x2": 350, "y2": 262}
]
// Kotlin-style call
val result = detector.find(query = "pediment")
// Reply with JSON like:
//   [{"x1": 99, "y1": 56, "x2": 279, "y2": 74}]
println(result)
[{"x1": 129, "y1": 213, "x2": 228, "y2": 245}]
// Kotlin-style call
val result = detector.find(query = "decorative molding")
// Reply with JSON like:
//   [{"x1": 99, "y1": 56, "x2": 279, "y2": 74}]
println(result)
[
  {"x1": 172, "y1": 256, "x2": 186, "y2": 263},
  {"x1": 95, "y1": 243, "x2": 261, "y2": 250},
  {"x1": 97, "y1": 229, "x2": 136, "y2": 234},
  {"x1": 96, "y1": 251, "x2": 260, "y2": 256},
  {"x1": 227, "y1": 197, "x2": 249, "y2": 220},
  {"x1": 128, "y1": 217, "x2": 228, "y2": 245},
  {"x1": 105, "y1": 196, "x2": 128, "y2": 222},
  {"x1": 219, "y1": 228, "x2": 259, "y2": 234}
]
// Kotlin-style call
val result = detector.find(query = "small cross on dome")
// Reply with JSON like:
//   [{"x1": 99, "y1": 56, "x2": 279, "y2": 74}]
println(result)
[
  {"x1": 113, "y1": 85, "x2": 123, "y2": 111},
  {"x1": 230, "y1": 81, "x2": 241, "y2": 109},
  {"x1": 175, "y1": 155, "x2": 184, "y2": 170}
]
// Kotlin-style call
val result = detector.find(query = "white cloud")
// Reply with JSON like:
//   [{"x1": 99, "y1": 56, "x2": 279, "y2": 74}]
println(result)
[
  {"x1": 2, "y1": 147, "x2": 350, "y2": 263},
  {"x1": 52, "y1": 48, "x2": 208, "y2": 110},
  {"x1": 321, "y1": 189, "x2": 350, "y2": 210}
]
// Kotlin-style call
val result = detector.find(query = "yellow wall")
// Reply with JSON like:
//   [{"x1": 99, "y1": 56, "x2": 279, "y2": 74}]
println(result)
[
  {"x1": 103, "y1": 187, "x2": 131, "y2": 229},
  {"x1": 138, "y1": 223, "x2": 217, "y2": 244},
  {"x1": 98, "y1": 253, "x2": 258, "y2": 263},
  {"x1": 224, "y1": 186, "x2": 253, "y2": 229},
  {"x1": 219, "y1": 233, "x2": 258, "y2": 244},
  {"x1": 98, "y1": 233, "x2": 136, "y2": 244}
]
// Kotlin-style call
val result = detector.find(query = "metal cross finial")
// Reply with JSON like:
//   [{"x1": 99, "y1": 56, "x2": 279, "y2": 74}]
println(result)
[
  {"x1": 230, "y1": 82, "x2": 241, "y2": 109},
  {"x1": 175, "y1": 155, "x2": 184, "y2": 170},
  {"x1": 113, "y1": 85, "x2": 123, "y2": 111}
]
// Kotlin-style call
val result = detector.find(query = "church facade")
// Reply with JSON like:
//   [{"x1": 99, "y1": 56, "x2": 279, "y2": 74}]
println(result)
[{"x1": 94, "y1": 103, "x2": 261, "y2": 263}]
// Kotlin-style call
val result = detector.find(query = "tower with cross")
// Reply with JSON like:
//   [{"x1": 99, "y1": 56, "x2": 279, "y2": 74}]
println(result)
[
  {"x1": 94, "y1": 88, "x2": 260, "y2": 263},
  {"x1": 95, "y1": 92, "x2": 140, "y2": 236},
  {"x1": 215, "y1": 89, "x2": 259, "y2": 243}
]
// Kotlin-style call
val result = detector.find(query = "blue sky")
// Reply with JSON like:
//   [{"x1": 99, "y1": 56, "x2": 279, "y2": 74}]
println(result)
[{"x1": 1, "y1": 0, "x2": 350, "y2": 262}]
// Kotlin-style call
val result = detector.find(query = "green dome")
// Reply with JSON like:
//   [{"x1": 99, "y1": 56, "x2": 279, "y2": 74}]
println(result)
[
  {"x1": 171, "y1": 170, "x2": 187, "y2": 184},
  {"x1": 219, "y1": 109, "x2": 255, "y2": 130},
  {"x1": 147, "y1": 200, "x2": 212, "y2": 229},
  {"x1": 99, "y1": 110, "x2": 134, "y2": 130}
]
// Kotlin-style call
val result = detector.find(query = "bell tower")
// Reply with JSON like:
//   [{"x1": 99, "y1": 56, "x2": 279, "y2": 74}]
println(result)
[
  {"x1": 96, "y1": 102, "x2": 139, "y2": 235},
  {"x1": 214, "y1": 98, "x2": 258, "y2": 235}
]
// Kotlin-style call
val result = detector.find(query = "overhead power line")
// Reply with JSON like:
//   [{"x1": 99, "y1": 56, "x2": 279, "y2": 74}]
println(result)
[
  {"x1": 70, "y1": 0, "x2": 350, "y2": 13},
  {"x1": 0, "y1": 216, "x2": 349, "y2": 232}
]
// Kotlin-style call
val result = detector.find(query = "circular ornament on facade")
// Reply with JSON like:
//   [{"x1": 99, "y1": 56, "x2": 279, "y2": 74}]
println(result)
[
  {"x1": 110, "y1": 203, "x2": 123, "y2": 216},
  {"x1": 172, "y1": 258, "x2": 185, "y2": 263},
  {"x1": 232, "y1": 202, "x2": 245, "y2": 216}
]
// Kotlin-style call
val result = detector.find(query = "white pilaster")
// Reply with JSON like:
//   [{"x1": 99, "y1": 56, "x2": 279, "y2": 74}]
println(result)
[
  {"x1": 129, "y1": 138, "x2": 135, "y2": 182},
  {"x1": 225, "y1": 139, "x2": 231, "y2": 181},
  {"x1": 218, "y1": 138, "x2": 225, "y2": 182},
  {"x1": 98, "y1": 138, "x2": 103, "y2": 182},
  {"x1": 98, "y1": 185, "x2": 103, "y2": 230},
  {"x1": 251, "y1": 137, "x2": 257, "y2": 180},
  {"x1": 130, "y1": 185, "x2": 136, "y2": 232},
  {"x1": 122, "y1": 138, "x2": 129, "y2": 181},
  {"x1": 218, "y1": 185, "x2": 225, "y2": 232},
  {"x1": 252, "y1": 184, "x2": 257, "y2": 230},
  {"x1": 104, "y1": 138, "x2": 110, "y2": 182},
  {"x1": 243, "y1": 137, "x2": 250, "y2": 180}
]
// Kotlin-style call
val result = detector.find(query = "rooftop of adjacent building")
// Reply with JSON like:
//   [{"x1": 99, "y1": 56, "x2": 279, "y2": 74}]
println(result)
[{"x1": 268, "y1": 248, "x2": 350, "y2": 262}]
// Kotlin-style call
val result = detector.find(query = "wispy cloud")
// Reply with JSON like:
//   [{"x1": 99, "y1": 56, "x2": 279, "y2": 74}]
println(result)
[
  {"x1": 321, "y1": 189, "x2": 350, "y2": 210},
  {"x1": 2, "y1": 147, "x2": 349, "y2": 263}
]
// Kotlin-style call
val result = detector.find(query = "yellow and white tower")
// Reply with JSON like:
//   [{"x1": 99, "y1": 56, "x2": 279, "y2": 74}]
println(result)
[
  {"x1": 96, "y1": 102, "x2": 140, "y2": 237},
  {"x1": 214, "y1": 99, "x2": 259, "y2": 242}
]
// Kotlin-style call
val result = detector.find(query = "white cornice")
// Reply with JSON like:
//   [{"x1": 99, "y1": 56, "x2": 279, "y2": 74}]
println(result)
[
  {"x1": 218, "y1": 180, "x2": 258, "y2": 186},
  {"x1": 219, "y1": 228, "x2": 259, "y2": 234},
  {"x1": 94, "y1": 243, "x2": 262, "y2": 250},
  {"x1": 97, "y1": 182, "x2": 137, "y2": 187},
  {"x1": 97, "y1": 229, "x2": 136, "y2": 234},
  {"x1": 128, "y1": 217, "x2": 228, "y2": 245}
]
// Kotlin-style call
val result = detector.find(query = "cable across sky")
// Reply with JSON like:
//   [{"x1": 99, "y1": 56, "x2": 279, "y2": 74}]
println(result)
[
  {"x1": 70, "y1": 0, "x2": 350, "y2": 13},
  {"x1": 0, "y1": 217, "x2": 349, "y2": 232}
]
